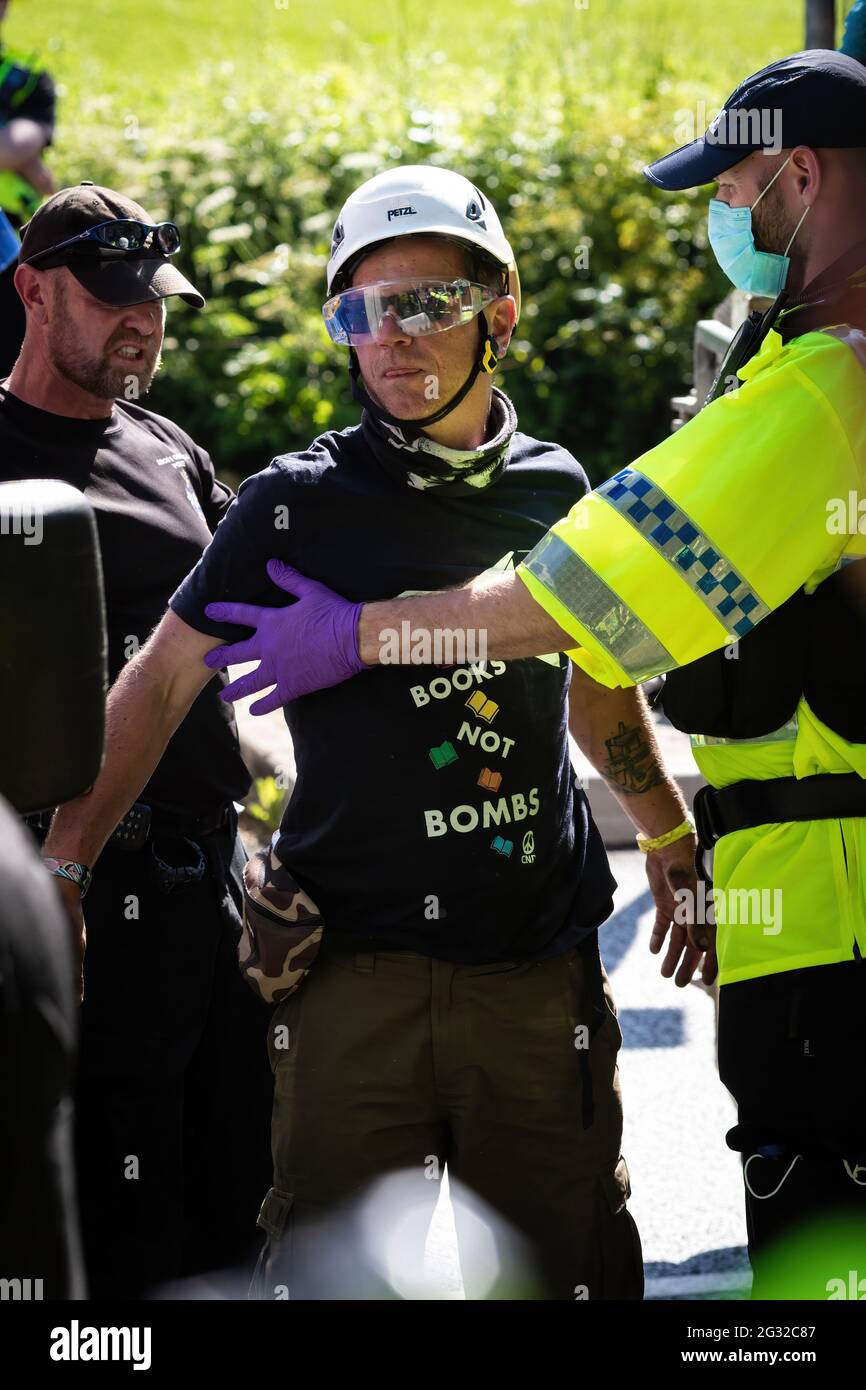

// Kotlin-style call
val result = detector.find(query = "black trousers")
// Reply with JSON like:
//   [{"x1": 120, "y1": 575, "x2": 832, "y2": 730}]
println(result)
[
  {"x1": 718, "y1": 957, "x2": 866, "y2": 1298},
  {"x1": 69, "y1": 812, "x2": 274, "y2": 1299}
]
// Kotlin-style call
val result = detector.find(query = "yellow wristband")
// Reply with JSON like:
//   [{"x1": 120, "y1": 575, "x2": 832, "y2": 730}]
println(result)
[{"x1": 636, "y1": 816, "x2": 695, "y2": 854}]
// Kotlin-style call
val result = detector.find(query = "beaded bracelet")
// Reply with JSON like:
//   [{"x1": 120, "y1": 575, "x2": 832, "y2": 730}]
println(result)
[{"x1": 636, "y1": 816, "x2": 695, "y2": 854}]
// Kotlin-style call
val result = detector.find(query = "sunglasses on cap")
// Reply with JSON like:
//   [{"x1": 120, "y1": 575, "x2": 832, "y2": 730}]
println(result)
[
  {"x1": 25, "y1": 218, "x2": 182, "y2": 266},
  {"x1": 322, "y1": 277, "x2": 500, "y2": 346}
]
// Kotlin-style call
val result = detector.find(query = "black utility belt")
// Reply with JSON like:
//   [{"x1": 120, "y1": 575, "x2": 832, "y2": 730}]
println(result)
[
  {"x1": 694, "y1": 773, "x2": 866, "y2": 850},
  {"x1": 24, "y1": 800, "x2": 231, "y2": 852}
]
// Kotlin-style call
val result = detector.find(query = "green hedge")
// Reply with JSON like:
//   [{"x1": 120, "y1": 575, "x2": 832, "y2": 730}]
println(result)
[{"x1": 57, "y1": 70, "x2": 730, "y2": 487}]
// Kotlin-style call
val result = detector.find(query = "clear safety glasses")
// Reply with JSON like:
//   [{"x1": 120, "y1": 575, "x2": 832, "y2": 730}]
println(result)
[{"x1": 322, "y1": 277, "x2": 498, "y2": 346}]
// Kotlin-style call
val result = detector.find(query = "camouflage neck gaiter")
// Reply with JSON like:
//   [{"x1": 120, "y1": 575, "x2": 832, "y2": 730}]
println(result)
[{"x1": 361, "y1": 386, "x2": 518, "y2": 495}]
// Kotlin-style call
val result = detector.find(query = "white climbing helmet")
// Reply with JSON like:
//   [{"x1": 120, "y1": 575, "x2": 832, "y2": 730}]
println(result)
[{"x1": 326, "y1": 164, "x2": 520, "y2": 321}]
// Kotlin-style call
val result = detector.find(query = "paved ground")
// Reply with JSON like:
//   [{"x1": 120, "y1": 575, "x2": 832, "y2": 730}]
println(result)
[{"x1": 600, "y1": 850, "x2": 750, "y2": 1300}]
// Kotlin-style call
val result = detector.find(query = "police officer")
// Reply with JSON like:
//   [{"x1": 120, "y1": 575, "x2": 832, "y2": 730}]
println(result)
[
  {"x1": 0, "y1": 0, "x2": 55, "y2": 373},
  {"x1": 1, "y1": 183, "x2": 273, "y2": 1299},
  {"x1": 213, "y1": 52, "x2": 866, "y2": 1297}
]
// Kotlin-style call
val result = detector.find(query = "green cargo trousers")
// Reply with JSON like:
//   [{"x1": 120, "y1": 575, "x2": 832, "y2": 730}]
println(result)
[{"x1": 252, "y1": 932, "x2": 643, "y2": 1300}]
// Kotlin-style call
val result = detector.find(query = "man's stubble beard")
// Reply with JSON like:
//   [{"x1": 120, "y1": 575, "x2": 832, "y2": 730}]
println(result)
[
  {"x1": 47, "y1": 327, "x2": 161, "y2": 401},
  {"x1": 48, "y1": 286, "x2": 161, "y2": 401},
  {"x1": 753, "y1": 186, "x2": 811, "y2": 290}
]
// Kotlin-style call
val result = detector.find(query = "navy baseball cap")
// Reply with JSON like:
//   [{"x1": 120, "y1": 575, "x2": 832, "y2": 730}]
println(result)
[{"x1": 645, "y1": 49, "x2": 866, "y2": 191}]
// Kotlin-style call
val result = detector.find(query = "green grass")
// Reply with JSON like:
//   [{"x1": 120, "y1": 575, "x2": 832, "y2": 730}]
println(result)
[
  {"x1": 3, "y1": 0, "x2": 855, "y2": 482},
  {"x1": 8, "y1": 0, "x2": 819, "y2": 136}
]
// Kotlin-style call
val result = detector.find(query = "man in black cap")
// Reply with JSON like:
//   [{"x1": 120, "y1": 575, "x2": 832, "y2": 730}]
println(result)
[
  {"x1": 0, "y1": 182, "x2": 273, "y2": 1299},
  {"x1": 202, "y1": 51, "x2": 866, "y2": 1296}
]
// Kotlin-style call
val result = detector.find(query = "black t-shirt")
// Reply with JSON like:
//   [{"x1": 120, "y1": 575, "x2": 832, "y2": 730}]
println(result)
[
  {"x1": 0, "y1": 388, "x2": 250, "y2": 818},
  {"x1": 171, "y1": 416, "x2": 616, "y2": 963}
]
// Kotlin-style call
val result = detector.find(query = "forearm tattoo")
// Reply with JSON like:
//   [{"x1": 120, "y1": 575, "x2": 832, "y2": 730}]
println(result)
[{"x1": 601, "y1": 721, "x2": 666, "y2": 796}]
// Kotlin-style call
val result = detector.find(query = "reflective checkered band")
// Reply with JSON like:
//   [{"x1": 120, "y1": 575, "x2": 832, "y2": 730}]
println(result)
[
  {"x1": 597, "y1": 467, "x2": 770, "y2": 638},
  {"x1": 522, "y1": 532, "x2": 675, "y2": 681}
]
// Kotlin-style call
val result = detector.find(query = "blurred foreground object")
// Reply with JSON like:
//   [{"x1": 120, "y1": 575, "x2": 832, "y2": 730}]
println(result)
[
  {"x1": 0, "y1": 479, "x2": 106, "y2": 1299},
  {"x1": 0, "y1": 479, "x2": 106, "y2": 813}
]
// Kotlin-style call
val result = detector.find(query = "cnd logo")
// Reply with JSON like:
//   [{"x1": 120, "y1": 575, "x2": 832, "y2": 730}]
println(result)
[
  {"x1": 387, "y1": 205, "x2": 417, "y2": 221},
  {"x1": 521, "y1": 831, "x2": 536, "y2": 865}
]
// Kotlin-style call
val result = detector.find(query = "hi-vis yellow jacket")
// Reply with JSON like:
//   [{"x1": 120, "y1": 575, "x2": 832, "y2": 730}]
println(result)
[
  {"x1": 0, "y1": 48, "x2": 46, "y2": 219},
  {"x1": 518, "y1": 326, "x2": 866, "y2": 986}
]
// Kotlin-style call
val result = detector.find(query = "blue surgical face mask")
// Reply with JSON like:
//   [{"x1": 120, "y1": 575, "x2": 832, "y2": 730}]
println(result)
[{"x1": 707, "y1": 155, "x2": 811, "y2": 298}]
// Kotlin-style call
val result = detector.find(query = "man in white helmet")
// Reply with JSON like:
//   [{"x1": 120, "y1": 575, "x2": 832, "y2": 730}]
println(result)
[
  {"x1": 324, "y1": 167, "x2": 520, "y2": 447},
  {"x1": 44, "y1": 165, "x2": 702, "y2": 1299}
]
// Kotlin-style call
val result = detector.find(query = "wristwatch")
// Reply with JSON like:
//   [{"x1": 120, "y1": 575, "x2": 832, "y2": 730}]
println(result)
[{"x1": 43, "y1": 857, "x2": 93, "y2": 898}]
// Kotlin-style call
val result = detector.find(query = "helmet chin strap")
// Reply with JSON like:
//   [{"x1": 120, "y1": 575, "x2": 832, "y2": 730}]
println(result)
[{"x1": 349, "y1": 316, "x2": 500, "y2": 439}]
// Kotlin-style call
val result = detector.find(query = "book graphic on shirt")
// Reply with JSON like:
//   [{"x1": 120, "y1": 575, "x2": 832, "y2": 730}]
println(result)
[
  {"x1": 429, "y1": 741, "x2": 458, "y2": 769},
  {"x1": 397, "y1": 550, "x2": 561, "y2": 667},
  {"x1": 465, "y1": 690, "x2": 499, "y2": 723},
  {"x1": 490, "y1": 835, "x2": 513, "y2": 858},
  {"x1": 477, "y1": 768, "x2": 502, "y2": 792}
]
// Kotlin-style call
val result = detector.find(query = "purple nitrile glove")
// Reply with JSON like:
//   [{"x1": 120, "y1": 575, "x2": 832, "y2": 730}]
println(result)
[{"x1": 203, "y1": 558, "x2": 368, "y2": 714}]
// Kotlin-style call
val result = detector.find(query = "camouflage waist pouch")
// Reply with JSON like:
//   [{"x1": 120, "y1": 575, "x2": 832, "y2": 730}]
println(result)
[{"x1": 239, "y1": 838, "x2": 324, "y2": 1005}]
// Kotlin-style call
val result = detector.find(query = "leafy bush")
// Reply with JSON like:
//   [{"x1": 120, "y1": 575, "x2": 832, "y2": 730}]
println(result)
[
  {"x1": 55, "y1": 66, "x2": 731, "y2": 487},
  {"x1": 245, "y1": 775, "x2": 289, "y2": 836}
]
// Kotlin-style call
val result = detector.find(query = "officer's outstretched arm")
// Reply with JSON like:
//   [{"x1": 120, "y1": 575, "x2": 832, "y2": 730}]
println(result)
[
  {"x1": 43, "y1": 611, "x2": 223, "y2": 870},
  {"x1": 361, "y1": 339, "x2": 860, "y2": 683},
  {"x1": 357, "y1": 568, "x2": 572, "y2": 666},
  {"x1": 213, "y1": 340, "x2": 861, "y2": 709}
]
